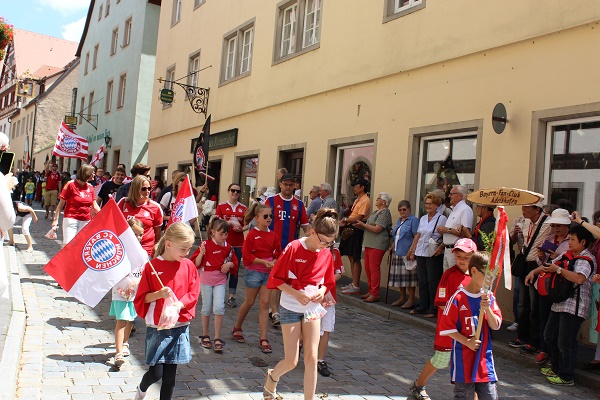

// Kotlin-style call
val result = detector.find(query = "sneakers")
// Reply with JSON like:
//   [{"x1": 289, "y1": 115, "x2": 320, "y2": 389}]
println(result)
[
  {"x1": 508, "y1": 339, "x2": 527, "y2": 348},
  {"x1": 317, "y1": 361, "x2": 331, "y2": 377},
  {"x1": 546, "y1": 375, "x2": 574, "y2": 386},
  {"x1": 519, "y1": 344, "x2": 539, "y2": 355},
  {"x1": 535, "y1": 351, "x2": 549, "y2": 364},
  {"x1": 271, "y1": 313, "x2": 281, "y2": 326},
  {"x1": 227, "y1": 297, "x2": 237, "y2": 308},
  {"x1": 506, "y1": 322, "x2": 518, "y2": 332},
  {"x1": 540, "y1": 367, "x2": 557, "y2": 377},
  {"x1": 341, "y1": 285, "x2": 361, "y2": 294},
  {"x1": 134, "y1": 386, "x2": 147, "y2": 399},
  {"x1": 409, "y1": 381, "x2": 430, "y2": 400}
]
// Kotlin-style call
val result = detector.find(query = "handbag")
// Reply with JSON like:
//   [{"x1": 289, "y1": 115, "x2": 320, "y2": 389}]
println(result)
[
  {"x1": 340, "y1": 226, "x2": 354, "y2": 241},
  {"x1": 427, "y1": 215, "x2": 443, "y2": 257},
  {"x1": 511, "y1": 215, "x2": 547, "y2": 279}
]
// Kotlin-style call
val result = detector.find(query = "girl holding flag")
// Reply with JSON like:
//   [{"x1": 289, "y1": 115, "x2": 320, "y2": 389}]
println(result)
[{"x1": 133, "y1": 222, "x2": 200, "y2": 400}]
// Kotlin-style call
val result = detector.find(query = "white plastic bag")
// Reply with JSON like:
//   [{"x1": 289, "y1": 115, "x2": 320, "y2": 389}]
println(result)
[
  {"x1": 302, "y1": 285, "x2": 328, "y2": 321},
  {"x1": 158, "y1": 291, "x2": 182, "y2": 330},
  {"x1": 404, "y1": 256, "x2": 417, "y2": 271},
  {"x1": 45, "y1": 227, "x2": 58, "y2": 240},
  {"x1": 321, "y1": 291, "x2": 337, "y2": 308}
]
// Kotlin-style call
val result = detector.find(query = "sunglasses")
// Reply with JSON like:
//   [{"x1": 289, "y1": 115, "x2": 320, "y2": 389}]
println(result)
[
  {"x1": 317, "y1": 233, "x2": 335, "y2": 246},
  {"x1": 140, "y1": 187, "x2": 150, "y2": 192},
  {"x1": 262, "y1": 214, "x2": 273, "y2": 219},
  {"x1": 230, "y1": 189, "x2": 241, "y2": 193}
]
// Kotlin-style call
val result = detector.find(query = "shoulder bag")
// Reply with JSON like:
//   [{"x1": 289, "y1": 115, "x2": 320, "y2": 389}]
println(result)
[{"x1": 511, "y1": 215, "x2": 547, "y2": 278}]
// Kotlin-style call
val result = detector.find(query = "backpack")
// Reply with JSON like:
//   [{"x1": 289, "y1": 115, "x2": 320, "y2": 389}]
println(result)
[{"x1": 537, "y1": 252, "x2": 594, "y2": 305}]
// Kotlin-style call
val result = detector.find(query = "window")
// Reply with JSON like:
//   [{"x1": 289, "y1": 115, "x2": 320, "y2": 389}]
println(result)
[
  {"x1": 79, "y1": 96, "x2": 85, "y2": 124},
  {"x1": 194, "y1": 0, "x2": 206, "y2": 9},
  {"x1": 544, "y1": 118, "x2": 600, "y2": 217},
  {"x1": 98, "y1": 4, "x2": 103, "y2": 21},
  {"x1": 84, "y1": 52, "x2": 90, "y2": 75},
  {"x1": 89, "y1": 91, "x2": 94, "y2": 116},
  {"x1": 106, "y1": 0, "x2": 111, "y2": 16},
  {"x1": 165, "y1": 66, "x2": 176, "y2": 90},
  {"x1": 117, "y1": 74, "x2": 126, "y2": 108},
  {"x1": 188, "y1": 53, "x2": 200, "y2": 88},
  {"x1": 106, "y1": 80, "x2": 114, "y2": 113},
  {"x1": 123, "y1": 18, "x2": 132, "y2": 47},
  {"x1": 221, "y1": 20, "x2": 255, "y2": 84},
  {"x1": 93, "y1": 44, "x2": 99, "y2": 69},
  {"x1": 111, "y1": 28, "x2": 118, "y2": 55},
  {"x1": 172, "y1": 0, "x2": 182, "y2": 25},
  {"x1": 384, "y1": 0, "x2": 425, "y2": 23},
  {"x1": 274, "y1": 0, "x2": 322, "y2": 63},
  {"x1": 417, "y1": 133, "x2": 477, "y2": 215}
]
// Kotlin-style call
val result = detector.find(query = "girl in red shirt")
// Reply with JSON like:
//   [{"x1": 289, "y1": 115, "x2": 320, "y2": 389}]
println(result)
[
  {"x1": 52, "y1": 164, "x2": 100, "y2": 245},
  {"x1": 190, "y1": 218, "x2": 238, "y2": 352},
  {"x1": 263, "y1": 208, "x2": 339, "y2": 400},
  {"x1": 231, "y1": 202, "x2": 282, "y2": 353},
  {"x1": 133, "y1": 222, "x2": 199, "y2": 400}
]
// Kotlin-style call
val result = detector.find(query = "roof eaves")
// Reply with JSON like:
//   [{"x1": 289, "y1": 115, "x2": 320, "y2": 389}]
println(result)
[{"x1": 75, "y1": 0, "x2": 96, "y2": 57}]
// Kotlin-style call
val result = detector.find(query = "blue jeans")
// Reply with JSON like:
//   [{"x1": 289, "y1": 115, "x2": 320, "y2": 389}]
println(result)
[
  {"x1": 228, "y1": 246, "x2": 243, "y2": 296},
  {"x1": 201, "y1": 284, "x2": 226, "y2": 316},
  {"x1": 544, "y1": 311, "x2": 584, "y2": 381}
]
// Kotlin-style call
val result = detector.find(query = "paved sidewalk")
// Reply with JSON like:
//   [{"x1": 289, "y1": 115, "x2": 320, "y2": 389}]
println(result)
[{"x1": 8, "y1": 206, "x2": 600, "y2": 399}]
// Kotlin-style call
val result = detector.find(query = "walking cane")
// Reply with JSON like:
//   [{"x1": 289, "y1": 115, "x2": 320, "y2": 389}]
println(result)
[{"x1": 384, "y1": 249, "x2": 392, "y2": 304}]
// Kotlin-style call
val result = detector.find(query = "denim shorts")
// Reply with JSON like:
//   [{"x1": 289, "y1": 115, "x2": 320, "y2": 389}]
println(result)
[
  {"x1": 244, "y1": 269, "x2": 270, "y2": 288},
  {"x1": 145, "y1": 325, "x2": 191, "y2": 366},
  {"x1": 201, "y1": 284, "x2": 226, "y2": 316},
  {"x1": 279, "y1": 306, "x2": 304, "y2": 325}
]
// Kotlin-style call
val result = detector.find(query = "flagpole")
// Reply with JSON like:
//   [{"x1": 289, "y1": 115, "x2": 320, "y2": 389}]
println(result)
[{"x1": 147, "y1": 259, "x2": 165, "y2": 288}]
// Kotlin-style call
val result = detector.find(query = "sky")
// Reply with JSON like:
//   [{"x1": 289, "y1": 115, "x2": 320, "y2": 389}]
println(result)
[{"x1": 1, "y1": 0, "x2": 89, "y2": 43}]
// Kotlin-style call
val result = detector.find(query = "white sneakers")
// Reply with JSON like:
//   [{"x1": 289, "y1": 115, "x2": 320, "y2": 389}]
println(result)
[
  {"x1": 341, "y1": 285, "x2": 360, "y2": 294},
  {"x1": 507, "y1": 322, "x2": 518, "y2": 332},
  {"x1": 134, "y1": 386, "x2": 147, "y2": 400}
]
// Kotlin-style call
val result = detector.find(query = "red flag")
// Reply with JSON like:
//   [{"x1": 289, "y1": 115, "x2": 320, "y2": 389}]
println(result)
[
  {"x1": 167, "y1": 175, "x2": 198, "y2": 227},
  {"x1": 52, "y1": 121, "x2": 89, "y2": 160},
  {"x1": 90, "y1": 145, "x2": 105, "y2": 166},
  {"x1": 44, "y1": 198, "x2": 148, "y2": 307}
]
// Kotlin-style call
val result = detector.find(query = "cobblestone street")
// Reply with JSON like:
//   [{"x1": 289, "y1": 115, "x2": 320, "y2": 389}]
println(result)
[{"x1": 6, "y1": 208, "x2": 600, "y2": 399}]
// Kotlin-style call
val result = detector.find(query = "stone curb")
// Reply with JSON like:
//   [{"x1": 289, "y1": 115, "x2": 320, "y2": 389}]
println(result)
[
  {"x1": 0, "y1": 246, "x2": 25, "y2": 400},
  {"x1": 336, "y1": 290, "x2": 600, "y2": 389}
]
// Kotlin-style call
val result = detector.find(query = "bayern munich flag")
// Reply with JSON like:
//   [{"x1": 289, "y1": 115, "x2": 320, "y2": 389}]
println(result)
[
  {"x1": 167, "y1": 174, "x2": 198, "y2": 227},
  {"x1": 44, "y1": 199, "x2": 148, "y2": 307},
  {"x1": 52, "y1": 121, "x2": 89, "y2": 160}
]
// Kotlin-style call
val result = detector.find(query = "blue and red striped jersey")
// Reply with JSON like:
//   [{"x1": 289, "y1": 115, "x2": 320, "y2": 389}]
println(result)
[{"x1": 266, "y1": 194, "x2": 309, "y2": 249}]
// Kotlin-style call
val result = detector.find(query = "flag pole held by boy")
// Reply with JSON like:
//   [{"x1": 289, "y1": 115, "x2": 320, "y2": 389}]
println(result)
[{"x1": 44, "y1": 198, "x2": 148, "y2": 308}]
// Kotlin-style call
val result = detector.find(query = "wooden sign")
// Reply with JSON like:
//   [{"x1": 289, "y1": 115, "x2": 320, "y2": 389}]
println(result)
[{"x1": 467, "y1": 187, "x2": 544, "y2": 206}]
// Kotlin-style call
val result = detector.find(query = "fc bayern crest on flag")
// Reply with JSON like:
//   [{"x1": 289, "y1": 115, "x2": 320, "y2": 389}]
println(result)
[
  {"x1": 172, "y1": 198, "x2": 185, "y2": 220},
  {"x1": 82, "y1": 230, "x2": 125, "y2": 271},
  {"x1": 60, "y1": 135, "x2": 82, "y2": 155},
  {"x1": 195, "y1": 147, "x2": 206, "y2": 172}
]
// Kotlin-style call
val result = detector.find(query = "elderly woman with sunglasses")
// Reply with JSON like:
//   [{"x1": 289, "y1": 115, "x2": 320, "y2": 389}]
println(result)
[
  {"x1": 117, "y1": 175, "x2": 163, "y2": 256},
  {"x1": 215, "y1": 183, "x2": 249, "y2": 308},
  {"x1": 353, "y1": 192, "x2": 393, "y2": 302}
]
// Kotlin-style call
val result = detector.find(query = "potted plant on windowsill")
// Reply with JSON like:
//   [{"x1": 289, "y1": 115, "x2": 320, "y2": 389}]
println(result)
[{"x1": 0, "y1": 16, "x2": 14, "y2": 60}]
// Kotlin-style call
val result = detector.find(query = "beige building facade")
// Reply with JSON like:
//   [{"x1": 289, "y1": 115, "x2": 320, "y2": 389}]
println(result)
[{"x1": 148, "y1": 0, "x2": 600, "y2": 328}]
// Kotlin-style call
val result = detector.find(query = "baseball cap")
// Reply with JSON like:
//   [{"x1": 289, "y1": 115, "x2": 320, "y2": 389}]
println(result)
[
  {"x1": 544, "y1": 208, "x2": 571, "y2": 225},
  {"x1": 279, "y1": 173, "x2": 294, "y2": 183},
  {"x1": 452, "y1": 238, "x2": 477, "y2": 253}
]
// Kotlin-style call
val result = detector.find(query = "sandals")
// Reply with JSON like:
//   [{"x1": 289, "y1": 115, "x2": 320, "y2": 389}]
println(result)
[
  {"x1": 263, "y1": 368, "x2": 282, "y2": 400},
  {"x1": 232, "y1": 327, "x2": 245, "y2": 343},
  {"x1": 213, "y1": 338, "x2": 225, "y2": 353},
  {"x1": 199, "y1": 335, "x2": 212, "y2": 349},
  {"x1": 122, "y1": 342, "x2": 130, "y2": 357},
  {"x1": 391, "y1": 298, "x2": 407, "y2": 307},
  {"x1": 260, "y1": 339, "x2": 272, "y2": 354},
  {"x1": 410, "y1": 308, "x2": 425, "y2": 315},
  {"x1": 401, "y1": 301, "x2": 415, "y2": 309},
  {"x1": 114, "y1": 352, "x2": 125, "y2": 369}
]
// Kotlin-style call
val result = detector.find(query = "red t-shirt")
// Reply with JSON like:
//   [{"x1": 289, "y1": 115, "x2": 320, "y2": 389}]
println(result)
[
  {"x1": 46, "y1": 170, "x2": 61, "y2": 191},
  {"x1": 433, "y1": 265, "x2": 471, "y2": 351},
  {"x1": 267, "y1": 238, "x2": 335, "y2": 296},
  {"x1": 215, "y1": 201, "x2": 247, "y2": 247},
  {"x1": 59, "y1": 181, "x2": 95, "y2": 221},
  {"x1": 190, "y1": 238, "x2": 239, "y2": 276},
  {"x1": 242, "y1": 228, "x2": 282, "y2": 274},
  {"x1": 134, "y1": 256, "x2": 200, "y2": 326},
  {"x1": 117, "y1": 199, "x2": 163, "y2": 256}
]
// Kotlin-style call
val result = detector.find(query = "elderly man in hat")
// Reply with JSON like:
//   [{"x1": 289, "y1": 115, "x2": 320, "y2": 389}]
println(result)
[{"x1": 44, "y1": 159, "x2": 62, "y2": 220}]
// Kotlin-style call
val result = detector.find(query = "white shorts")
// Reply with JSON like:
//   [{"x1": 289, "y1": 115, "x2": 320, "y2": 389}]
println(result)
[
  {"x1": 63, "y1": 217, "x2": 89, "y2": 245},
  {"x1": 320, "y1": 305, "x2": 336, "y2": 335}
]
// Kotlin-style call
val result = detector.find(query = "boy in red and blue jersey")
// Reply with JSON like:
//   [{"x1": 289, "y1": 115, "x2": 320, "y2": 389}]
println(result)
[
  {"x1": 439, "y1": 251, "x2": 502, "y2": 400},
  {"x1": 265, "y1": 173, "x2": 311, "y2": 326}
]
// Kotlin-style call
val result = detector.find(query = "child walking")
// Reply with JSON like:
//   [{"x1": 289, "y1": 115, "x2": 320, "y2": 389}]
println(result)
[
  {"x1": 439, "y1": 251, "x2": 502, "y2": 400},
  {"x1": 231, "y1": 202, "x2": 282, "y2": 353},
  {"x1": 317, "y1": 246, "x2": 344, "y2": 377},
  {"x1": 110, "y1": 218, "x2": 145, "y2": 370},
  {"x1": 410, "y1": 238, "x2": 477, "y2": 399},
  {"x1": 263, "y1": 208, "x2": 339, "y2": 400},
  {"x1": 133, "y1": 222, "x2": 200, "y2": 400},
  {"x1": 191, "y1": 217, "x2": 238, "y2": 352}
]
